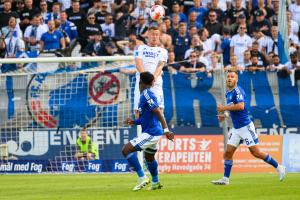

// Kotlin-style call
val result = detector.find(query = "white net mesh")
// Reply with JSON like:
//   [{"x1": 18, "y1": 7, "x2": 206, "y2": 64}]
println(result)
[{"x1": 0, "y1": 59, "x2": 137, "y2": 173}]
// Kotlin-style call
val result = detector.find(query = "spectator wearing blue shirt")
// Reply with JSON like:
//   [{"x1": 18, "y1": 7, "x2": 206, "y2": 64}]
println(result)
[
  {"x1": 169, "y1": 1, "x2": 187, "y2": 23},
  {"x1": 40, "y1": 20, "x2": 65, "y2": 51},
  {"x1": 59, "y1": 11, "x2": 78, "y2": 42},
  {"x1": 172, "y1": 23, "x2": 190, "y2": 61},
  {"x1": 187, "y1": 11, "x2": 203, "y2": 29},
  {"x1": 44, "y1": 2, "x2": 61, "y2": 24},
  {"x1": 188, "y1": 0, "x2": 208, "y2": 26},
  {"x1": 219, "y1": 28, "x2": 231, "y2": 66}
]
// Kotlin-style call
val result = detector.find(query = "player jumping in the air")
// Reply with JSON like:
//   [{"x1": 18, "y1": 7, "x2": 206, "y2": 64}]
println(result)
[
  {"x1": 133, "y1": 26, "x2": 168, "y2": 118},
  {"x1": 212, "y1": 70, "x2": 286, "y2": 185},
  {"x1": 122, "y1": 72, "x2": 174, "y2": 191}
]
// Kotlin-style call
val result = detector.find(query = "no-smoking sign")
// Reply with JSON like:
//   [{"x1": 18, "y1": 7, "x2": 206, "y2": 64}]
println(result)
[{"x1": 89, "y1": 73, "x2": 120, "y2": 105}]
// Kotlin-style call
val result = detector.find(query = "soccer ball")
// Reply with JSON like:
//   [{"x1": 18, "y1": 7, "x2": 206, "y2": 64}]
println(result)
[{"x1": 150, "y1": 5, "x2": 165, "y2": 21}]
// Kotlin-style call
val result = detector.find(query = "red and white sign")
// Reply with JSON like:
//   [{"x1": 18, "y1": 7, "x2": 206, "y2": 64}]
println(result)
[
  {"x1": 157, "y1": 135, "x2": 282, "y2": 173},
  {"x1": 89, "y1": 73, "x2": 120, "y2": 105}
]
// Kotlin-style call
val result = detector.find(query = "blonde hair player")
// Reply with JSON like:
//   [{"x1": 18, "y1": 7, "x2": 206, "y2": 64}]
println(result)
[{"x1": 133, "y1": 26, "x2": 168, "y2": 118}]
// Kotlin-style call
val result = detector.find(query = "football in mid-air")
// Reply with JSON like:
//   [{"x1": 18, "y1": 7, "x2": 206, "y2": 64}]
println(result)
[{"x1": 150, "y1": 5, "x2": 165, "y2": 21}]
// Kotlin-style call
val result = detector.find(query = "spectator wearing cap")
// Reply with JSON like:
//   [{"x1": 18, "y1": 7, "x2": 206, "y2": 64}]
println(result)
[
  {"x1": 188, "y1": 0, "x2": 208, "y2": 27},
  {"x1": 40, "y1": 20, "x2": 65, "y2": 51},
  {"x1": 66, "y1": 0, "x2": 86, "y2": 34},
  {"x1": 79, "y1": 13, "x2": 102, "y2": 48},
  {"x1": 245, "y1": 54, "x2": 265, "y2": 72},
  {"x1": 225, "y1": 0, "x2": 249, "y2": 26},
  {"x1": 289, "y1": 0, "x2": 300, "y2": 27},
  {"x1": 170, "y1": 1, "x2": 187, "y2": 23},
  {"x1": 205, "y1": 10, "x2": 223, "y2": 37},
  {"x1": 132, "y1": 15, "x2": 147, "y2": 43},
  {"x1": 24, "y1": 14, "x2": 47, "y2": 52},
  {"x1": 251, "y1": 0, "x2": 274, "y2": 23},
  {"x1": 131, "y1": 0, "x2": 150, "y2": 22},
  {"x1": 230, "y1": 24, "x2": 252, "y2": 65},
  {"x1": 104, "y1": 41, "x2": 118, "y2": 55},
  {"x1": 179, "y1": 50, "x2": 206, "y2": 73},
  {"x1": 159, "y1": 22, "x2": 172, "y2": 49},
  {"x1": 59, "y1": 11, "x2": 78, "y2": 42},
  {"x1": 101, "y1": 13, "x2": 115, "y2": 39},
  {"x1": 0, "y1": 0, "x2": 19, "y2": 29},
  {"x1": 82, "y1": 31, "x2": 106, "y2": 56},
  {"x1": 19, "y1": 0, "x2": 40, "y2": 32},
  {"x1": 265, "y1": 26, "x2": 278, "y2": 55},
  {"x1": 187, "y1": 11, "x2": 202, "y2": 29},
  {"x1": 173, "y1": 23, "x2": 190, "y2": 61},
  {"x1": 209, "y1": 0, "x2": 224, "y2": 23},
  {"x1": 45, "y1": 2, "x2": 62, "y2": 24},
  {"x1": 250, "y1": 9, "x2": 271, "y2": 36},
  {"x1": 95, "y1": 1, "x2": 111, "y2": 25},
  {"x1": 231, "y1": 13, "x2": 249, "y2": 35},
  {"x1": 219, "y1": 27, "x2": 231, "y2": 66}
]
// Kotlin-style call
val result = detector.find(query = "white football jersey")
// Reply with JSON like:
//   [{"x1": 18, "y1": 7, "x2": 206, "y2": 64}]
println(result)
[{"x1": 134, "y1": 44, "x2": 168, "y2": 86}]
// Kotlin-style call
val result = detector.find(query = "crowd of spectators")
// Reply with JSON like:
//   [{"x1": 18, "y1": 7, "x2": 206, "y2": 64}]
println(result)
[{"x1": 0, "y1": 0, "x2": 299, "y2": 78}]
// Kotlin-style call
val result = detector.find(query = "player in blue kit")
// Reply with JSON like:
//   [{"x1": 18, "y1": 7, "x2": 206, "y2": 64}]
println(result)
[
  {"x1": 212, "y1": 70, "x2": 286, "y2": 185},
  {"x1": 122, "y1": 72, "x2": 174, "y2": 191}
]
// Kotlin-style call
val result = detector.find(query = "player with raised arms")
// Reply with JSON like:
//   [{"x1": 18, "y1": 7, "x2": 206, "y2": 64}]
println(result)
[
  {"x1": 122, "y1": 72, "x2": 174, "y2": 191},
  {"x1": 212, "y1": 70, "x2": 286, "y2": 185},
  {"x1": 133, "y1": 26, "x2": 168, "y2": 118}
]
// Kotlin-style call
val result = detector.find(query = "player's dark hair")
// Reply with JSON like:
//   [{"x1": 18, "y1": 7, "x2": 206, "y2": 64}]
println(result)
[{"x1": 140, "y1": 72, "x2": 154, "y2": 85}]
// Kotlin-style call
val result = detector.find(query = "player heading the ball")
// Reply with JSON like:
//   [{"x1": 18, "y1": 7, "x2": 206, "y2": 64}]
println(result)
[
  {"x1": 122, "y1": 72, "x2": 174, "y2": 191},
  {"x1": 133, "y1": 26, "x2": 168, "y2": 118},
  {"x1": 212, "y1": 70, "x2": 286, "y2": 185}
]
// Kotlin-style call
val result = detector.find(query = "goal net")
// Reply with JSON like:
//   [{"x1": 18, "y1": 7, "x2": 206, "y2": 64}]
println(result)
[{"x1": 0, "y1": 56, "x2": 139, "y2": 173}]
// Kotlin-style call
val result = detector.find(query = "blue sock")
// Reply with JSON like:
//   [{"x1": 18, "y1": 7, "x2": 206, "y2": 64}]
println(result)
[
  {"x1": 147, "y1": 160, "x2": 159, "y2": 183},
  {"x1": 224, "y1": 160, "x2": 233, "y2": 178},
  {"x1": 126, "y1": 153, "x2": 145, "y2": 178},
  {"x1": 264, "y1": 154, "x2": 278, "y2": 168}
]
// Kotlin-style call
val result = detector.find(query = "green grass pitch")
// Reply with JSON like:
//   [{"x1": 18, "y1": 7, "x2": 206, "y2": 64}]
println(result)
[{"x1": 0, "y1": 173, "x2": 299, "y2": 200}]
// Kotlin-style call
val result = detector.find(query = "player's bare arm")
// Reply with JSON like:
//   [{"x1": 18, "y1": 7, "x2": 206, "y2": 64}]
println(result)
[
  {"x1": 135, "y1": 58, "x2": 145, "y2": 73},
  {"x1": 153, "y1": 61, "x2": 166, "y2": 80},
  {"x1": 152, "y1": 107, "x2": 174, "y2": 141},
  {"x1": 217, "y1": 102, "x2": 244, "y2": 112}
]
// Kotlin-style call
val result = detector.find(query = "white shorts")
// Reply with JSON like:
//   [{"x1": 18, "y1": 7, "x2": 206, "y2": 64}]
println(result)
[
  {"x1": 133, "y1": 81, "x2": 164, "y2": 110},
  {"x1": 227, "y1": 122, "x2": 259, "y2": 147},
  {"x1": 130, "y1": 132, "x2": 162, "y2": 154}
]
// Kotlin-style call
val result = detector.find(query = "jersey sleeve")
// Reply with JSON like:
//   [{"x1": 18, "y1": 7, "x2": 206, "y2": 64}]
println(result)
[
  {"x1": 134, "y1": 45, "x2": 143, "y2": 59},
  {"x1": 143, "y1": 90, "x2": 159, "y2": 110},
  {"x1": 158, "y1": 48, "x2": 168, "y2": 63}
]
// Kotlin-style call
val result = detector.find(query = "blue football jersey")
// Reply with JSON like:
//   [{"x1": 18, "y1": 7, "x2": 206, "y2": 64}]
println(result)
[
  {"x1": 226, "y1": 86, "x2": 251, "y2": 129},
  {"x1": 138, "y1": 89, "x2": 163, "y2": 136}
]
